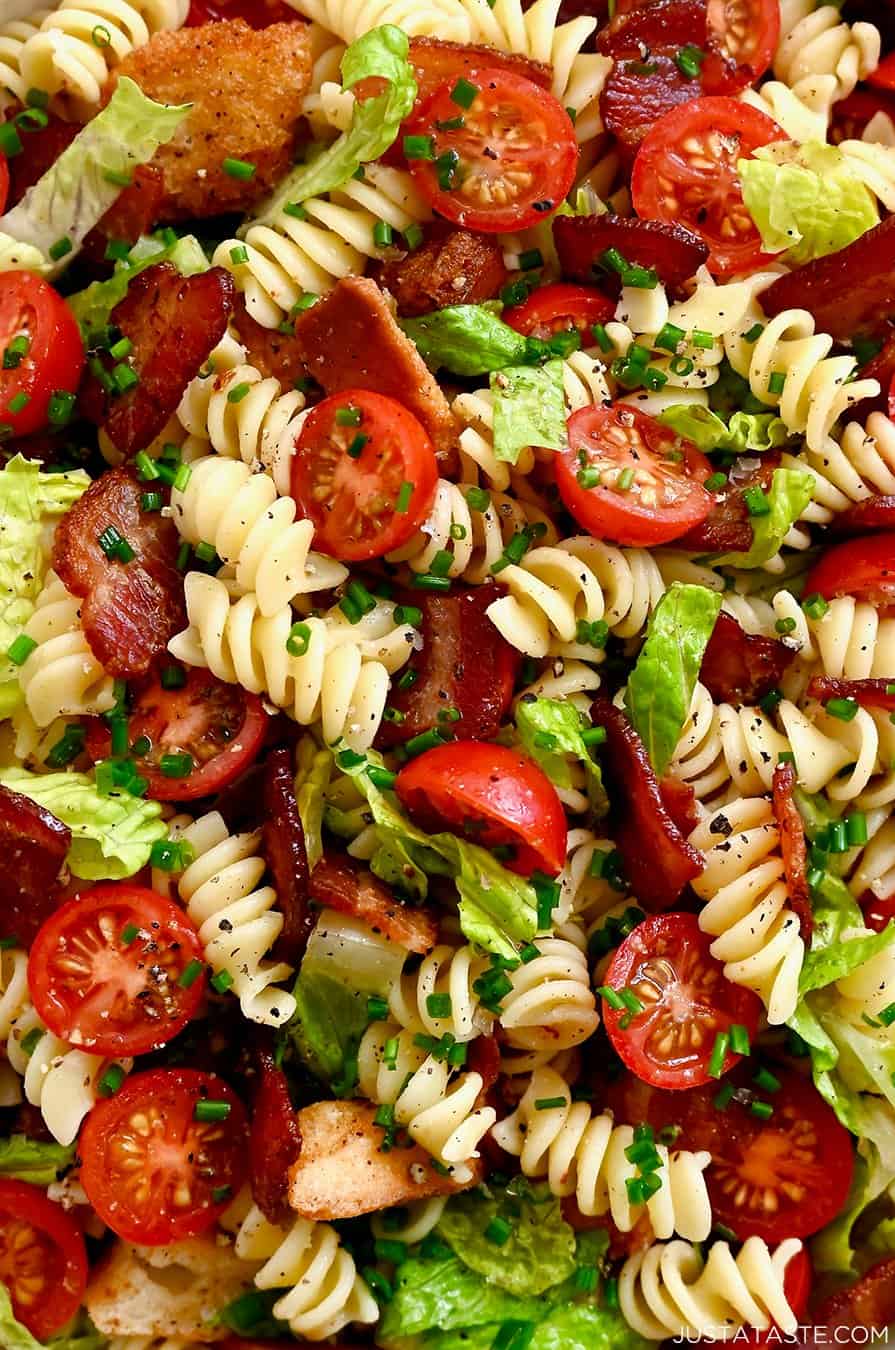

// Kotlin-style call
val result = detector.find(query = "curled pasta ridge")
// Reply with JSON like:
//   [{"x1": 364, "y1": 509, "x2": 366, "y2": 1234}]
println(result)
[{"x1": 16, "y1": 570, "x2": 116, "y2": 728}]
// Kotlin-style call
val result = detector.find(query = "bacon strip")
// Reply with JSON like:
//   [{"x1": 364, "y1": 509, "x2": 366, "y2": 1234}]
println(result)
[
  {"x1": 807, "y1": 1258, "x2": 895, "y2": 1340},
  {"x1": 555, "y1": 214, "x2": 708, "y2": 294},
  {"x1": 807, "y1": 676, "x2": 895, "y2": 711},
  {"x1": 677, "y1": 452, "x2": 780, "y2": 553},
  {"x1": 771, "y1": 761, "x2": 813, "y2": 940},
  {"x1": 374, "y1": 224, "x2": 509, "y2": 317},
  {"x1": 52, "y1": 467, "x2": 186, "y2": 679},
  {"x1": 589, "y1": 698, "x2": 704, "y2": 910},
  {"x1": 700, "y1": 611, "x2": 796, "y2": 704},
  {"x1": 263, "y1": 747, "x2": 313, "y2": 967},
  {"x1": 311, "y1": 852, "x2": 438, "y2": 955},
  {"x1": 250, "y1": 1043, "x2": 302, "y2": 1226},
  {"x1": 831, "y1": 494, "x2": 895, "y2": 536},
  {"x1": 0, "y1": 785, "x2": 71, "y2": 946}
]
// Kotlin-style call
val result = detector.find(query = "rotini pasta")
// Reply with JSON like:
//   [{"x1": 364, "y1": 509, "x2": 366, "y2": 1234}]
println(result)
[
  {"x1": 370, "y1": 1197, "x2": 446, "y2": 1245},
  {"x1": 773, "y1": 0, "x2": 880, "y2": 107},
  {"x1": 803, "y1": 592, "x2": 895, "y2": 681},
  {"x1": 782, "y1": 413, "x2": 895, "y2": 528},
  {"x1": 387, "y1": 943, "x2": 493, "y2": 1042},
  {"x1": 0, "y1": 9, "x2": 51, "y2": 113},
  {"x1": 497, "y1": 937, "x2": 599, "y2": 1053},
  {"x1": 16, "y1": 570, "x2": 116, "y2": 728},
  {"x1": 285, "y1": 0, "x2": 471, "y2": 43}
]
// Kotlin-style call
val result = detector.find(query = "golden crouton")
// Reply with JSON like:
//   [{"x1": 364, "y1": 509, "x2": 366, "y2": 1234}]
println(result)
[{"x1": 106, "y1": 19, "x2": 311, "y2": 220}]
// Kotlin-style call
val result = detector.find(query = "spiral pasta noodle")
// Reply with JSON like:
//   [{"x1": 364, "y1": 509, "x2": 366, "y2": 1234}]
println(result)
[
  {"x1": 358, "y1": 1022, "x2": 496, "y2": 1183},
  {"x1": 0, "y1": 9, "x2": 52, "y2": 113},
  {"x1": 173, "y1": 811, "x2": 297, "y2": 1027},
  {"x1": 16, "y1": 570, "x2": 116, "y2": 728},
  {"x1": 232, "y1": 1202, "x2": 379, "y2": 1341},
  {"x1": 777, "y1": 696, "x2": 881, "y2": 801},
  {"x1": 782, "y1": 413, "x2": 895, "y2": 531},
  {"x1": 773, "y1": 0, "x2": 880, "y2": 107},
  {"x1": 497, "y1": 937, "x2": 599, "y2": 1053},
  {"x1": 387, "y1": 944, "x2": 493, "y2": 1043},
  {"x1": 836, "y1": 927, "x2": 895, "y2": 1029},
  {"x1": 689, "y1": 797, "x2": 805, "y2": 1024},
  {"x1": 491, "y1": 1068, "x2": 712, "y2": 1241},
  {"x1": 285, "y1": 0, "x2": 471, "y2": 43},
  {"x1": 801, "y1": 594, "x2": 895, "y2": 681},
  {"x1": 618, "y1": 1236, "x2": 803, "y2": 1341},
  {"x1": 554, "y1": 827, "x2": 631, "y2": 926},
  {"x1": 371, "y1": 1197, "x2": 447, "y2": 1245}
]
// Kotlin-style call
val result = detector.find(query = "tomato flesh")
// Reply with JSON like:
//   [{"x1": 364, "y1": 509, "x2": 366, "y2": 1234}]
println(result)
[
  {"x1": 703, "y1": 0, "x2": 780, "y2": 92},
  {"x1": 804, "y1": 535, "x2": 895, "y2": 606},
  {"x1": 631, "y1": 97, "x2": 788, "y2": 276},
  {"x1": 0, "y1": 1180, "x2": 87, "y2": 1340},
  {"x1": 80, "y1": 1068, "x2": 249, "y2": 1245},
  {"x1": 28, "y1": 884, "x2": 206, "y2": 1057},
  {"x1": 0, "y1": 272, "x2": 84, "y2": 435},
  {"x1": 291, "y1": 388, "x2": 438, "y2": 562},
  {"x1": 557, "y1": 404, "x2": 713, "y2": 546},
  {"x1": 503, "y1": 283, "x2": 615, "y2": 340},
  {"x1": 395, "y1": 741, "x2": 567, "y2": 877},
  {"x1": 602, "y1": 912, "x2": 762, "y2": 1089},
  {"x1": 406, "y1": 68, "x2": 578, "y2": 233}
]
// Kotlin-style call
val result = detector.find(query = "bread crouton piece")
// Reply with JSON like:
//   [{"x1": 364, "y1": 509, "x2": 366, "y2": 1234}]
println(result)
[
  {"x1": 288, "y1": 1099, "x2": 481, "y2": 1221},
  {"x1": 85, "y1": 1235, "x2": 253, "y2": 1340},
  {"x1": 290, "y1": 276, "x2": 459, "y2": 468},
  {"x1": 374, "y1": 224, "x2": 509, "y2": 317},
  {"x1": 107, "y1": 19, "x2": 311, "y2": 220}
]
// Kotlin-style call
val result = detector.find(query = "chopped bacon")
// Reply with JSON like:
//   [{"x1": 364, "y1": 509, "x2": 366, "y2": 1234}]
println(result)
[
  {"x1": 658, "y1": 774, "x2": 701, "y2": 836},
  {"x1": 678, "y1": 452, "x2": 779, "y2": 553},
  {"x1": 186, "y1": 0, "x2": 301, "y2": 24},
  {"x1": 290, "y1": 277, "x2": 458, "y2": 467},
  {"x1": 249, "y1": 1044, "x2": 301, "y2": 1226},
  {"x1": 376, "y1": 585, "x2": 519, "y2": 749},
  {"x1": 771, "y1": 761, "x2": 813, "y2": 941},
  {"x1": 232, "y1": 294, "x2": 310, "y2": 388},
  {"x1": 263, "y1": 747, "x2": 313, "y2": 968},
  {"x1": 79, "y1": 262, "x2": 233, "y2": 458},
  {"x1": 311, "y1": 852, "x2": 438, "y2": 954},
  {"x1": 807, "y1": 676, "x2": 895, "y2": 712},
  {"x1": 840, "y1": 331, "x2": 895, "y2": 426},
  {"x1": 554, "y1": 214, "x2": 708, "y2": 295},
  {"x1": 700, "y1": 611, "x2": 796, "y2": 703},
  {"x1": 589, "y1": 698, "x2": 704, "y2": 910},
  {"x1": 761, "y1": 217, "x2": 895, "y2": 342},
  {"x1": 467, "y1": 1033, "x2": 501, "y2": 1093},
  {"x1": 52, "y1": 467, "x2": 186, "y2": 679},
  {"x1": 831, "y1": 494, "x2": 895, "y2": 536},
  {"x1": 374, "y1": 224, "x2": 509, "y2": 317},
  {"x1": 807, "y1": 1259, "x2": 895, "y2": 1340},
  {"x1": 0, "y1": 785, "x2": 71, "y2": 946}
]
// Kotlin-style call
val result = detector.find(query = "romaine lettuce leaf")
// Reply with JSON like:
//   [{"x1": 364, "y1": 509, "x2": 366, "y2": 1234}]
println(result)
[
  {"x1": 491, "y1": 360, "x2": 566, "y2": 465},
  {"x1": 0, "y1": 1134, "x2": 75, "y2": 1185},
  {"x1": 250, "y1": 26, "x2": 416, "y2": 220},
  {"x1": 437, "y1": 1180, "x2": 577, "y2": 1296},
  {"x1": 711, "y1": 466, "x2": 814, "y2": 569},
  {"x1": 624, "y1": 583, "x2": 722, "y2": 777},
  {"x1": 294, "y1": 737, "x2": 333, "y2": 873},
  {"x1": 813, "y1": 1095, "x2": 895, "y2": 1274},
  {"x1": 401, "y1": 304, "x2": 527, "y2": 376},
  {"x1": 0, "y1": 79, "x2": 189, "y2": 276},
  {"x1": 0, "y1": 767, "x2": 166, "y2": 879},
  {"x1": 658, "y1": 403, "x2": 787, "y2": 454},
  {"x1": 515, "y1": 696, "x2": 607, "y2": 815},
  {"x1": 740, "y1": 141, "x2": 879, "y2": 265},
  {"x1": 799, "y1": 872, "x2": 895, "y2": 996},
  {"x1": 67, "y1": 232, "x2": 208, "y2": 344},
  {"x1": 0, "y1": 1288, "x2": 107, "y2": 1350}
]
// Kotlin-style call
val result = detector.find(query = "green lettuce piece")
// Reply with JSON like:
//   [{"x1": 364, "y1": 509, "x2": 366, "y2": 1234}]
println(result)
[
  {"x1": 799, "y1": 872, "x2": 895, "y2": 996},
  {"x1": 251, "y1": 27, "x2": 416, "y2": 221},
  {"x1": 491, "y1": 360, "x2": 566, "y2": 465},
  {"x1": 813, "y1": 1095, "x2": 895, "y2": 1274},
  {"x1": 658, "y1": 403, "x2": 787, "y2": 454},
  {"x1": 0, "y1": 1289, "x2": 107, "y2": 1350},
  {"x1": 0, "y1": 1135, "x2": 75, "y2": 1185},
  {"x1": 711, "y1": 466, "x2": 814, "y2": 569},
  {"x1": 740, "y1": 141, "x2": 879, "y2": 266},
  {"x1": 531, "y1": 1301, "x2": 654, "y2": 1350},
  {"x1": 0, "y1": 79, "x2": 189, "y2": 276},
  {"x1": 624, "y1": 583, "x2": 722, "y2": 777},
  {"x1": 401, "y1": 304, "x2": 527, "y2": 376},
  {"x1": 290, "y1": 966, "x2": 368, "y2": 1091},
  {"x1": 216, "y1": 1288, "x2": 289, "y2": 1340},
  {"x1": 437, "y1": 1180, "x2": 577, "y2": 1296},
  {"x1": 0, "y1": 457, "x2": 91, "y2": 715},
  {"x1": 0, "y1": 235, "x2": 48, "y2": 273},
  {"x1": 0, "y1": 768, "x2": 166, "y2": 879},
  {"x1": 68, "y1": 232, "x2": 208, "y2": 345},
  {"x1": 515, "y1": 696, "x2": 607, "y2": 815},
  {"x1": 294, "y1": 737, "x2": 333, "y2": 872}
]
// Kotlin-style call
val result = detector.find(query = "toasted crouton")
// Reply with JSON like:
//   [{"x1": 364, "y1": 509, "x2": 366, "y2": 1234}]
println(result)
[
  {"x1": 85, "y1": 1235, "x2": 253, "y2": 1340},
  {"x1": 106, "y1": 19, "x2": 311, "y2": 220},
  {"x1": 288, "y1": 1099, "x2": 481, "y2": 1221}
]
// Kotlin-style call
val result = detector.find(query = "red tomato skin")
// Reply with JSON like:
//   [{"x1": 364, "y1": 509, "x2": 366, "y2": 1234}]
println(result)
[
  {"x1": 395, "y1": 741, "x2": 567, "y2": 877},
  {"x1": 186, "y1": 0, "x2": 297, "y2": 23},
  {"x1": 868, "y1": 51, "x2": 895, "y2": 91},
  {"x1": 503, "y1": 284, "x2": 615, "y2": 339},
  {"x1": 804, "y1": 534, "x2": 895, "y2": 605},
  {"x1": 0, "y1": 1179, "x2": 88, "y2": 1340},
  {"x1": 28, "y1": 884, "x2": 206, "y2": 1057},
  {"x1": 861, "y1": 891, "x2": 895, "y2": 934},
  {"x1": 80, "y1": 1069, "x2": 249, "y2": 1245},
  {"x1": 0, "y1": 273, "x2": 84, "y2": 435},
  {"x1": 291, "y1": 388, "x2": 438, "y2": 563},
  {"x1": 702, "y1": 0, "x2": 780, "y2": 93}
]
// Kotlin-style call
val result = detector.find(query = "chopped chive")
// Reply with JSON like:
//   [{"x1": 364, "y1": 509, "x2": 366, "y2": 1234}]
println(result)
[
  {"x1": 846, "y1": 812, "x2": 868, "y2": 846},
  {"x1": 753, "y1": 1066, "x2": 781, "y2": 1093},
  {"x1": 373, "y1": 220, "x2": 394, "y2": 248},
  {"x1": 577, "y1": 465, "x2": 601, "y2": 489},
  {"x1": 426, "y1": 993, "x2": 452, "y2": 1018},
  {"x1": 0, "y1": 123, "x2": 22, "y2": 158},
  {"x1": 655, "y1": 322, "x2": 685, "y2": 352},
  {"x1": 211, "y1": 969, "x2": 234, "y2": 993},
  {"x1": 768, "y1": 370, "x2": 786, "y2": 395},
  {"x1": 2, "y1": 335, "x2": 28, "y2": 369},
  {"x1": 160, "y1": 752, "x2": 194, "y2": 778},
  {"x1": 222, "y1": 157, "x2": 256, "y2": 180},
  {"x1": 395, "y1": 480, "x2": 413, "y2": 513},
  {"x1": 403, "y1": 134, "x2": 435, "y2": 160},
  {"x1": 826, "y1": 697, "x2": 859, "y2": 721},
  {"x1": 675, "y1": 43, "x2": 704, "y2": 77},
  {"x1": 708, "y1": 1031, "x2": 729, "y2": 1078},
  {"x1": 403, "y1": 222, "x2": 424, "y2": 250},
  {"x1": 178, "y1": 958, "x2": 205, "y2": 989},
  {"x1": 451, "y1": 77, "x2": 478, "y2": 108},
  {"x1": 286, "y1": 621, "x2": 311, "y2": 656},
  {"x1": 802, "y1": 593, "x2": 829, "y2": 620},
  {"x1": 346, "y1": 432, "x2": 369, "y2": 458},
  {"x1": 729, "y1": 1023, "x2": 751, "y2": 1056},
  {"x1": 411, "y1": 573, "x2": 452, "y2": 592},
  {"x1": 98, "y1": 1063, "x2": 126, "y2": 1096},
  {"x1": 49, "y1": 236, "x2": 73, "y2": 261},
  {"x1": 194, "y1": 1098, "x2": 231, "y2": 1121},
  {"x1": 598, "y1": 985, "x2": 625, "y2": 1011},
  {"x1": 705, "y1": 471, "x2": 727, "y2": 491},
  {"x1": 6, "y1": 634, "x2": 36, "y2": 666},
  {"x1": 744, "y1": 322, "x2": 765, "y2": 342},
  {"x1": 367, "y1": 994, "x2": 390, "y2": 1022},
  {"x1": 775, "y1": 617, "x2": 797, "y2": 635},
  {"x1": 160, "y1": 663, "x2": 186, "y2": 690},
  {"x1": 750, "y1": 1100, "x2": 774, "y2": 1120},
  {"x1": 484, "y1": 1216, "x2": 512, "y2": 1246},
  {"x1": 616, "y1": 467, "x2": 635, "y2": 491},
  {"x1": 744, "y1": 486, "x2": 771, "y2": 517},
  {"x1": 45, "y1": 724, "x2": 86, "y2": 768},
  {"x1": 227, "y1": 382, "x2": 251, "y2": 404},
  {"x1": 713, "y1": 1082, "x2": 734, "y2": 1110}
]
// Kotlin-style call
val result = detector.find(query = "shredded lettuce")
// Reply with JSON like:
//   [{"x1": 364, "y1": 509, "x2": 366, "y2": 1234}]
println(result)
[
  {"x1": 0, "y1": 768, "x2": 167, "y2": 879},
  {"x1": 515, "y1": 696, "x2": 607, "y2": 815},
  {"x1": 657, "y1": 403, "x2": 787, "y2": 455},
  {"x1": 216, "y1": 1289, "x2": 289, "y2": 1340},
  {"x1": 740, "y1": 141, "x2": 879, "y2": 266},
  {"x1": 0, "y1": 235, "x2": 49, "y2": 273},
  {"x1": 294, "y1": 737, "x2": 333, "y2": 873},
  {"x1": 710, "y1": 466, "x2": 814, "y2": 570},
  {"x1": 799, "y1": 872, "x2": 895, "y2": 996},
  {"x1": 0, "y1": 79, "x2": 189, "y2": 276},
  {"x1": 0, "y1": 457, "x2": 91, "y2": 717},
  {"x1": 249, "y1": 26, "x2": 416, "y2": 222},
  {"x1": 401, "y1": 304, "x2": 528, "y2": 376},
  {"x1": 813, "y1": 1095, "x2": 895, "y2": 1275},
  {"x1": 67, "y1": 232, "x2": 208, "y2": 345},
  {"x1": 437, "y1": 1180, "x2": 577, "y2": 1296},
  {"x1": 491, "y1": 360, "x2": 567, "y2": 465},
  {"x1": 624, "y1": 583, "x2": 722, "y2": 777},
  {"x1": 0, "y1": 1289, "x2": 107, "y2": 1350},
  {"x1": 0, "y1": 1134, "x2": 75, "y2": 1185}
]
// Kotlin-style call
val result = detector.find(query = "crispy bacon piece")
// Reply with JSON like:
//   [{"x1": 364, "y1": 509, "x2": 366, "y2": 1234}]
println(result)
[
  {"x1": 771, "y1": 761, "x2": 813, "y2": 940},
  {"x1": 700, "y1": 610, "x2": 796, "y2": 704},
  {"x1": 807, "y1": 676, "x2": 895, "y2": 711},
  {"x1": 806, "y1": 1259, "x2": 895, "y2": 1341},
  {"x1": 831, "y1": 494, "x2": 895, "y2": 536},
  {"x1": 263, "y1": 747, "x2": 313, "y2": 968},
  {"x1": 590, "y1": 698, "x2": 704, "y2": 910},
  {"x1": 250, "y1": 1044, "x2": 301, "y2": 1225},
  {"x1": 658, "y1": 774, "x2": 701, "y2": 836},
  {"x1": 376, "y1": 585, "x2": 519, "y2": 749},
  {"x1": 374, "y1": 224, "x2": 509, "y2": 317},
  {"x1": 839, "y1": 331, "x2": 895, "y2": 425},
  {"x1": 761, "y1": 217, "x2": 895, "y2": 341},
  {"x1": 554, "y1": 215, "x2": 708, "y2": 294},
  {"x1": 52, "y1": 467, "x2": 186, "y2": 678},
  {"x1": 290, "y1": 277, "x2": 458, "y2": 466},
  {"x1": 0, "y1": 785, "x2": 71, "y2": 946},
  {"x1": 467, "y1": 1033, "x2": 501, "y2": 1094},
  {"x1": 232, "y1": 295, "x2": 310, "y2": 388},
  {"x1": 80, "y1": 262, "x2": 233, "y2": 458},
  {"x1": 311, "y1": 852, "x2": 438, "y2": 955},
  {"x1": 678, "y1": 452, "x2": 779, "y2": 553}
]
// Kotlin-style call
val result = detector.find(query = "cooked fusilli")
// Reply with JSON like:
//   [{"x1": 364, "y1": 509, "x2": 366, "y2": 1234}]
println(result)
[
  {"x1": 387, "y1": 944, "x2": 493, "y2": 1043},
  {"x1": 370, "y1": 1197, "x2": 446, "y2": 1245},
  {"x1": 16, "y1": 570, "x2": 116, "y2": 728},
  {"x1": 0, "y1": 9, "x2": 51, "y2": 112},
  {"x1": 497, "y1": 937, "x2": 599, "y2": 1053},
  {"x1": 782, "y1": 413, "x2": 895, "y2": 532},
  {"x1": 774, "y1": 0, "x2": 880, "y2": 107},
  {"x1": 285, "y1": 0, "x2": 470, "y2": 42}
]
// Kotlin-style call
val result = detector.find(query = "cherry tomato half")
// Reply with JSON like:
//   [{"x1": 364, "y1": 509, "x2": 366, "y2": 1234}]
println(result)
[
  {"x1": 557, "y1": 404, "x2": 713, "y2": 547},
  {"x1": 291, "y1": 389, "x2": 438, "y2": 562},
  {"x1": 831, "y1": 89, "x2": 895, "y2": 144},
  {"x1": 395, "y1": 741, "x2": 567, "y2": 877},
  {"x1": 601, "y1": 912, "x2": 762, "y2": 1089},
  {"x1": 804, "y1": 535, "x2": 895, "y2": 606},
  {"x1": 868, "y1": 51, "x2": 895, "y2": 92},
  {"x1": 0, "y1": 1180, "x2": 87, "y2": 1340},
  {"x1": 0, "y1": 272, "x2": 84, "y2": 435},
  {"x1": 703, "y1": 0, "x2": 780, "y2": 92},
  {"x1": 503, "y1": 283, "x2": 615, "y2": 340},
  {"x1": 85, "y1": 666, "x2": 268, "y2": 801},
  {"x1": 631, "y1": 97, "x2": 788, "y2": 276},
  {"x1": 80, "y1": 1068, "x2": 248, "y2": 1245},
  {"x1": 28, "y1": 884, "x2": 206, "y2": 1057},
  {"x1": 405, "y1": 68, "x2": 578, "y2": 233}
]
